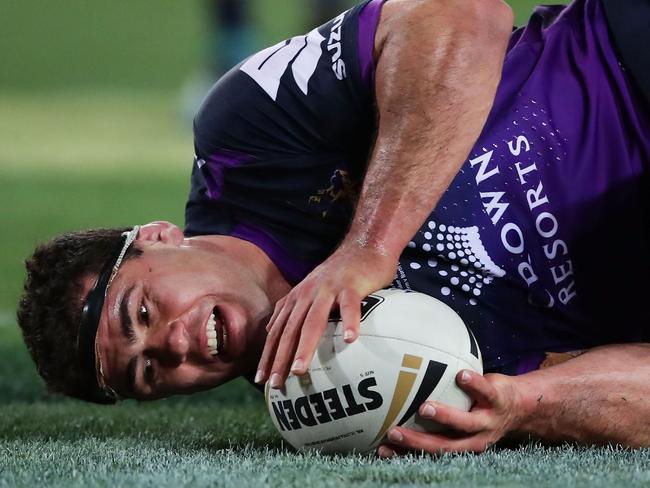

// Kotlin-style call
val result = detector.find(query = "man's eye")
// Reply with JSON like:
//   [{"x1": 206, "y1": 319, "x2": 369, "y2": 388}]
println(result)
[{"x1": 138, "y1": 302, "x2": 149, "y2": 325}]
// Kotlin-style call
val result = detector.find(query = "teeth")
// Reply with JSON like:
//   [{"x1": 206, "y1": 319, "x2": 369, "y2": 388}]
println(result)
[
  {"x1": 206, "y1": 309, "x2": 228, "y2": 356},
  {"x1": 206, "y1": 312, "x2": 219, "y2": 355}
]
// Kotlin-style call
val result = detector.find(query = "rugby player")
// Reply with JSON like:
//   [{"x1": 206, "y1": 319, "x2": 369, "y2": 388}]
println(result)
[{"x1": 18, "y1": 0, "x2": 649, "y2": 455}]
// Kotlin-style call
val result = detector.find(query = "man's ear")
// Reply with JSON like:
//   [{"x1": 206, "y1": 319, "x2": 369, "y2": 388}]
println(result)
[{"x1": 137, "y1": 221, "x2": 184, "y2": 246}]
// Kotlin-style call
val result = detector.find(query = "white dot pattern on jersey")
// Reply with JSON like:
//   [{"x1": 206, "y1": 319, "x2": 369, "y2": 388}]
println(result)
[
  {"x1": 408, "y1": 220, "x2": 505, "y2": 305},
  {"x1": 402, "y1": 97, "x2": 569, "y2": 305}
]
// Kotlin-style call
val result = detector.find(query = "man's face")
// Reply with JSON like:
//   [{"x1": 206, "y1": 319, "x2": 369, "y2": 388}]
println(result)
[{"x1": 93, "y1": 231, "x2": 276, "y2": 401}]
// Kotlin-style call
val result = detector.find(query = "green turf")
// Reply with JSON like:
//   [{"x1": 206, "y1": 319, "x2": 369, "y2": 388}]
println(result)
[
  {"x1": 2, "y1": 313, "x2": 650, "y2": 487},
  {"x1": 2, "y1": 441, "x2": 649, "y2": 488}
]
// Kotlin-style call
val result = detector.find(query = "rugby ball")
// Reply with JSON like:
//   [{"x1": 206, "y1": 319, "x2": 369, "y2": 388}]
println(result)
[{"x1": 265, "y1": 288, "x2": 482, "y2": 454}]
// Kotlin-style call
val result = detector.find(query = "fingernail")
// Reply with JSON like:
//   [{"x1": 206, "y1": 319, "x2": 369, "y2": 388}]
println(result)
[
  {"x1": 270, "y1": 373, "x2": 282, "y2": 389},
  {"x1": 344, "y1": 330, "x2": 354, "y2": 342},
  {"x1": 291, "y1": 359, "x2": 304, "y2": 373},
  {"x1": 421, "y1": 404, "x2": 436, "y2": 418},
  {"x1": 377, "y1": 446, "x2": 395, "y2": 458},
  {"x1": 461, "y1": 371, "x2": 471, "y2": 384},
  {"x1": 387, "y1": 429, "x2": 403, "y2": 443},
  {"x1": 254, "y1": 370, "x2": 264, "y2": 384}
]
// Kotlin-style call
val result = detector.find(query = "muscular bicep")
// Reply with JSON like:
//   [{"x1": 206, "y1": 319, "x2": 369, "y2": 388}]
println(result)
[
  {"x1": 373, "y1": 0, "x2": 513, "y2": 117},
  {"x1": 375, "y1": 0, "x2": 513, "y2": 55}
]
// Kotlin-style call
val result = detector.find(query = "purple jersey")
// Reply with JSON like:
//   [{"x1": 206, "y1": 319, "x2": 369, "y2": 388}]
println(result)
[
  {"x1": 187, "y1": 0, "x2": 649, "y2": 374},
  {"x1": 393, "y1": 0, "x2": 650, "y2": 373},
  {"x1": 187, "y1": 0, "x2": 385, "y2": 283}
]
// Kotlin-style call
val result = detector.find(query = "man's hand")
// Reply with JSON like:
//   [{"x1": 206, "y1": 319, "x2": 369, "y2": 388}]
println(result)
[
  {"x1": 255, "y1": 243, "x2": 398, "y2": 388},
  {"x1": 379, "y1": 345, "x2": 650, "y2": 454},
  {"x1": 378, "y1": 370, "x2": 523, "y2": 457}
]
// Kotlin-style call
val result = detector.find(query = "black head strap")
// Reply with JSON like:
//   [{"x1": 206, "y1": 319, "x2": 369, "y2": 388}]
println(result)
[{"x1": 77, "y1": 226, "x2": 140, "y2": 404}]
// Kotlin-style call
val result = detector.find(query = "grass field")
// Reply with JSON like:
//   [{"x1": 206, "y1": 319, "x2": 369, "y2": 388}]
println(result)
[{"x1": 5, "y1": 1, "x2": 649, "y2": 487}]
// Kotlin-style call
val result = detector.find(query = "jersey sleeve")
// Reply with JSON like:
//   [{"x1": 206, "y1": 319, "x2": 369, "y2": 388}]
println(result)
[{"x1": 185, "y1": 0, "x2": 386, "y2": 284}]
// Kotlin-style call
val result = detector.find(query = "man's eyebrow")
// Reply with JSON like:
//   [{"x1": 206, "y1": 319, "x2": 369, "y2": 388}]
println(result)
[
  {"x1": 120, "y1": 285, "x2": 136, "y2": 343},
  {"x1": 126, "y1": 355, "x2": 138, "y2": 397}
]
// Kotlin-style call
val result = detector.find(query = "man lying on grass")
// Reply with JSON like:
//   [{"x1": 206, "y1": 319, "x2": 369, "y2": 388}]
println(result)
[{"x1": 18, "y1": 0, "x2": 649, "y2": 455}]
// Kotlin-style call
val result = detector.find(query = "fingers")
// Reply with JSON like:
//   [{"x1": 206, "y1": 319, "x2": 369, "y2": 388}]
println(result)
[
  {"x1": 376, "y1": 443, "x2": 410, "y2": 459},
  {"x1": 339, "y1": 289, "x2": 361, "y2": 343},
  {"x1": 378, "y1": 373, "x2": 500, "y2": 457},
  {"x1": 377, "y1": 445, "x2": 396, "y2": 459},
  {"x1": 266, "y1": 296, "x2": 287, "y2": 333},
  {"x1": 384, "y1": 426, "x2": 493, "y2": 454},
  {"x1": 266, "y1": 298, "x2": 313, "y2": 388},
  {"x1": 290, "y1": 294, "x2": 335, "y2": 375},
  {"x1": 256, "y1": 297, "x2": 293, "y2": 382},
  {"x1": 456, "y1": 370, "x2": 498, "y2": 406},
  {"x1": 258, "y1": 285, "x2": 364, "y2": 385},
  {"x1": 256, "y1": 320, "x2": 284, "y2": 385},
  {"x1": 419, "y1": 401, "x2": 487, "y2": 434},
  {"x1": 271, "y1": 289, "x2": 361, "y2": 380}
]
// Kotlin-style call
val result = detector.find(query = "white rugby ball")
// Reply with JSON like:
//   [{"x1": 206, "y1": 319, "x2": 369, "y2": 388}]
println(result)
[{"x1": 265, "y1": 288, "x2": 482, "y2": 454}]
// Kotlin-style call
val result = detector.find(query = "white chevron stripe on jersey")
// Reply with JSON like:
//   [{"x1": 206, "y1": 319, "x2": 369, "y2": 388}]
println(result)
[
  {"x1": 292, "y1": 29, "x2": 327, "y2": 95},
  {"x1": 241, "y1": 28, "x2": 326, "y2": 101}
]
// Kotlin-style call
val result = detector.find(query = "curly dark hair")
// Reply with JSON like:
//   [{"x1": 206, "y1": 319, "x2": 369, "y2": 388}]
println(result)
[{"x1": 17, "y1": 228, "x2": 142, "y2": 403}]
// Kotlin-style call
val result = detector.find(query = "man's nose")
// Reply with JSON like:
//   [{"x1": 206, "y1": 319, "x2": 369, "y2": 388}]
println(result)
[{"x1": 147, "y1": 320, "x2": 189, "y2": 365}]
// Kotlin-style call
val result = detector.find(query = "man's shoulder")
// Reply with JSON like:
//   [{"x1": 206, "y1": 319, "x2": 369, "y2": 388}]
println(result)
[{"x1": 193, "y1": 2, "x2": 382, "y2": 157}]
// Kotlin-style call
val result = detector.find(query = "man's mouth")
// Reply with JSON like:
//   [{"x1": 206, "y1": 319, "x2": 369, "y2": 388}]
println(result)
[{"x1": 206, "y1": 307, "x2": 228, "y2": 356}]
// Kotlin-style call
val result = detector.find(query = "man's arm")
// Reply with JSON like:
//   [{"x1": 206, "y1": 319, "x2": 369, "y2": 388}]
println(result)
[
  {"x1": 380, "y1": 344, "x2": 650, "y2": 455},
  {"x1": 517, "y1": 343, "x2": 650, "y2": 446},
  {"x1": 256, "y1": 0, "x2": 514, "y2": 387}
]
